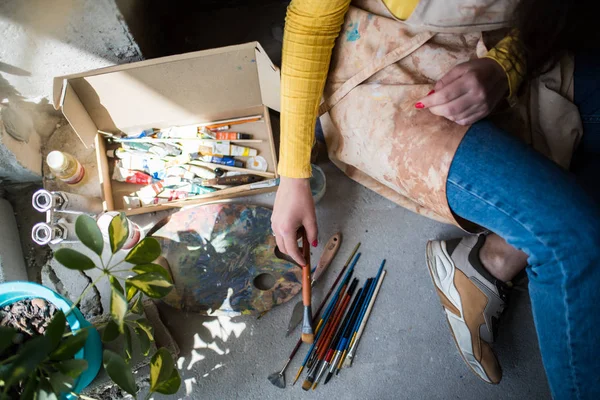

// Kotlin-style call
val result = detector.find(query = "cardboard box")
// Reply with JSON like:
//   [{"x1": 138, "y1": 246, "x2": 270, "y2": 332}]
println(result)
[{"x1": 52, "y1": 42, "x2": 280, "y2": 215}]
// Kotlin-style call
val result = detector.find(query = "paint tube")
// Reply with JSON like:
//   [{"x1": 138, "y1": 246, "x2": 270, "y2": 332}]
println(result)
[
  {"x1": 183, "y1": 165, "x2": 216, "y2": 179},
  {"x1": 137, "y1": 182, "x2": 164, "y2": 200},
  {"x1": 158, "y1": 124, "x2": 197, "y2": 139},
  {"x1": 96, "y1": 211, "x2": 141, "y2": 250},
  {"x1": 148, "y1": 143, "x2": 182, "y2": 157},
  {"x1": 107, "y1": 147, "x2": 151, "y2": 159},
  {"x1": 164, "y1": 154, "x2": 191, "y2": 168},
  {"x1": 112, "y1": 167, "x2": 156, "y2": 185},
  {"x1": 32, "y1": 189, "x2": 103, "y2": 214},
  {"x1": 163, "y1": 175, "x2": 189, "y2": 188},
  {"x1": 206, "y1": 141, "x2": 258, "y2": 157},
  {"x1": 246, "y1": 156, "x2": 268, "y2": 172},
  {"x1": 46, "y1": 151, "x2": 85, "y2": 184},
  {"x1": 165, "y1": 166, "x2": 196, "y2": 181},
  {"x1": 118, "y1": 155, "x2": 166, "y2": 180},
  {"x1": 198, "y1": 127, "x2": 216, "y2": 139},
  {"x1": 123, "y1": 196, "x2": 170, "y2": 209},
  {"x1": 214, "y1": 132, "x2": 252, "y2": 140},
  {"x1": 194, "y1": 155, "x2": 244, "y2": 168},
  {"x1": 32, "y1": 221, "x2": 71, "y2": 245},
  {"x1": 122, "y1": 141, "x2": 153, "y2": 152},
  {"x1": 157, "y1": 183, "x2": 217, "y2": 198}
]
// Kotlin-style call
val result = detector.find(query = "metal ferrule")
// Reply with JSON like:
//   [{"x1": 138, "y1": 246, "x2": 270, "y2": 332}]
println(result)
[{"x1": 302, "y1": 306, "x2": 313, "y2": 334}]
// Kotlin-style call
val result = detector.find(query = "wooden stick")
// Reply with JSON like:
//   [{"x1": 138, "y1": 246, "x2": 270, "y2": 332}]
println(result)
[{"x1": 301, "y1": 231, "x2": 314, "y2": 344}]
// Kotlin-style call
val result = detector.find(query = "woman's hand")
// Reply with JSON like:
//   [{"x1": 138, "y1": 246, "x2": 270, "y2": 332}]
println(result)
[
  {"x1": 415, "y1": 58, "x2": 509, "y2": 126},
  {"x1": 271, "y1": 176, "x2": 318, "y2": 266}
]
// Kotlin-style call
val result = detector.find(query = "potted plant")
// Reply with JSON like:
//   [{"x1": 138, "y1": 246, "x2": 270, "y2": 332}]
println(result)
[{"x1": 0, "y1": 213, "x2": 181, "y2": 399}]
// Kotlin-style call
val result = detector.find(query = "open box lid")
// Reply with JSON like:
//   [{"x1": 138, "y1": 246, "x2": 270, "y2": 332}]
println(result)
[{"x1": 52, "y1": 42, "x2": 281, "y2": 148}]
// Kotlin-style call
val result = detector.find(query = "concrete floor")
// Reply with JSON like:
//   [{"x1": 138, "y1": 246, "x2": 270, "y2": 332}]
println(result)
[{"x1": 149, "y1": 161, "x2": 550, "y2": 400}]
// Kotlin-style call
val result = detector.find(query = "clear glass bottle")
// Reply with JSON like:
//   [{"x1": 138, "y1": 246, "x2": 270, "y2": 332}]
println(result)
[{"x1": 46, "y1": 151, "x2": 85, "y2": 184}]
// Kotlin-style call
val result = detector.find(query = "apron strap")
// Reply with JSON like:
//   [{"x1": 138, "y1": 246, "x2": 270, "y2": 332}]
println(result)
[{"x1": 319, "y1": 31, "x2": 435, "y2": 116}]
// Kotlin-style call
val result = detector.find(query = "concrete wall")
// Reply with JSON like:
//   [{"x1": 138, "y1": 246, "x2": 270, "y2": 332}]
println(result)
[{"x1": 0, "y1": 0, "x2": 143, "y2": 182}]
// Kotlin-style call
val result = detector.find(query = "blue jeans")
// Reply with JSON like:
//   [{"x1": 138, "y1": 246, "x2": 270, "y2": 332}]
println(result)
[{"x1": 447, "y1": 53, "x2": 600, "y2": 400}]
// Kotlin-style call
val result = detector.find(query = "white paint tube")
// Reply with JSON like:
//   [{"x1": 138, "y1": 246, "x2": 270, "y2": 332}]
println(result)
[
  {"x1": 123, "y1": 196, "x2": 170, "y2": 209},
  {"x1": 209, "y1": 141, "x2": 258, "y2": 157},
  {"x1": 183, "y1": 165, "x2": 216, "y2": 180},
  {"x1": 32, "y1": 189, "x2": 103, "y2": 214},
  {"x1": 117, "y1": 156, "x2": 166, "y2": 180},
  {"x1": 96, "y1": 211, "x2": 141, "y2": 250}
]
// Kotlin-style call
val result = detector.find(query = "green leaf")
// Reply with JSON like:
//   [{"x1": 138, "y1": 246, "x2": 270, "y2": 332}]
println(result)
[
  {"x1": 50, "y1": 330, "x2": 88, "y2": 361},
  {"x1": 150, "y1": 348, "x2": 180, "y2": 394},
  {"x1": 125, "y1": 281, "x2": 138, "y2": 302},
  {"x1": 109, "y1": 212, "x2": 129, "y2": 253},
  {"x1": 53, "y1": 359, "x2": 88, "y2": 379},
  {"x1": 110, "y1": 282, "x2": 128, "y2": 332},
  {"x1": 0, "y1": 326, "x2": 16, "y2": 356},
  {"x1": 125, "y1": 238, "x2": 161, "y2": 265},
  {"x1": 37, "y1": 378, "x2": 58, "y2": 400},
  {"x1": 153, "y1": 367, "x2": 181, "y2": 395},
  {"x1": 44, "y1": 310, "x2": 66, "y2": 351},
  {"x1": 110, "y1": 275, "x2": 124, "y2": 294},
  {"x1": 126, "y1": 273, "x2": 173, "y2": 299},
  {"x1": 123, "y1": 326, "x2": 132, "y2": 362},
  {"x1": 54, "y1": 248, "x2": 96, "y2": 271},
  {"x1": 75, "y1": 214, "x2": 104, "y2": 256},
  {"x1": 103, "y1": 350, "x2": 138, "y2": 396},
  {"x1": 20, "y1": 373, "x2": 38, "y2": 400},
  {"x1": 135, "y1": 327, "x2": 151, "y2": 356},
  {"x1": 49, "y1": 371, "x2": 75, "y2": 394},
  {"x1": 5, "y1": 335, "x2": 51, "y2": 388},
  {"x1": 132, "y1": 263, "x2": 172, "y2": 283},
  {"x1": 130, "y1": 294, "x2": 144, "y2": 315},
  {"x1": 133, "y1": 318, "x2": 154, "y2": 342},
  {"x1": 101, "y1": 320, "x2": 120, "y2": 343}
]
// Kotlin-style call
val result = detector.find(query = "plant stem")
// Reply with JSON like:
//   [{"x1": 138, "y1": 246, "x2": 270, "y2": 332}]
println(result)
[
  {"x1": 67, "y1": 274, "x2": 105, "y2": 315},
  {"x1": 109, "y1": 268, "x2": 133, "y2": 274},
  {"x1": 108, "y1": 259, "x2": 126, "y2": 271},
  {"x1": 105, "y1": 253, "x2": 114, "y2": 270},
  {"x1": 0, "y1": 354, "x2": 17, "y2": 365},
  {"x1": 144, "y1": 390, "x2": 153, "y2": 400}
]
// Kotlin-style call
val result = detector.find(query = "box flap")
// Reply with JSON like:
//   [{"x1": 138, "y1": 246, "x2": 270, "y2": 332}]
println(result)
[
  {"x1": 254, "y1": 43, "x2": 281, "y2": 112},
  {"x1": 60, "y1": 81, "x2": 99, "y2": 148},
  {"x1": 52, "y1": 42, "x2": 281, "y2": 135}
]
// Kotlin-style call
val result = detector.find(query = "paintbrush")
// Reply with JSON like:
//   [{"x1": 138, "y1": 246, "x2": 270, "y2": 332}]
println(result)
[
  {"x1": 200, "y1": 174, "x2": 263, "y2": 186},
  {"x1": 286, "y1": 233, "x2": 342, "y2": 336},
  {"x1": 345, "y1": 269, "x2": 387, "y2": 368},
  {"x1": 300, "y1": 230, "x2": 314, "y2": 344},
  {"x1": 302, "y1": 278, "x2": 358, "y2": 391},
  {"x1": 325, "y1": 279, "x2": 372, "y2": 384},
  {"x1": 267, "y1": 242, "x2": 358, "y2": 389},
  {"x1": 308, "y1": 279, "x2": 358, "y2": 390},
  {"x1": 320, "y1": 283, "x2": 367, "y2": 387},
  {"x1": 291, "y1": 253, "x2": 360, "y2": 385}
]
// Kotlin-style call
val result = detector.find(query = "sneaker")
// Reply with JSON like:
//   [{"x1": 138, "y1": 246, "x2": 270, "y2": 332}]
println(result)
[{"x1": 425, "y1": 235, "x2": 510, "y2": 384}]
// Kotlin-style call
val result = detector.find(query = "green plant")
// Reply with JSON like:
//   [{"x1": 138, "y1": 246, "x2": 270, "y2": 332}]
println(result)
[{"x1": 0, "y1": 213, "x2": 181, "y2": 399}]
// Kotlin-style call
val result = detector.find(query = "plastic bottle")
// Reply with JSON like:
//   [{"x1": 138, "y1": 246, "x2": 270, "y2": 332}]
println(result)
[{"x1": 46, "y1": 151, "x2": 85, "y2": 184}]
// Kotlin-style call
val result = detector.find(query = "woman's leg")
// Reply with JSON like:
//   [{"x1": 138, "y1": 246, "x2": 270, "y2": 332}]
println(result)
[{"x1": 447, "y1": 117, "x2": 600, "y2": 398}]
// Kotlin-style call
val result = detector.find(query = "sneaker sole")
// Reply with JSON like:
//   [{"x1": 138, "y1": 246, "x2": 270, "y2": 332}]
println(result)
[{"x1": 426, "y1": 240, "x2": 494, "y2": 384}]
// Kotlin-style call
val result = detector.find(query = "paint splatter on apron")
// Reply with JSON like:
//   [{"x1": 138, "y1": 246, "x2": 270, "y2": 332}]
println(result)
[{"x1": 319, "y1": 0, "x2": 582, "y2": 226}]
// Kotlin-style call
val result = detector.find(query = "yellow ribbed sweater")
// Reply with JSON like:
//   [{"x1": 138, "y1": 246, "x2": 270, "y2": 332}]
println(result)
[{"x1": 279, "y1": 0, "x2": 525, "y2": 178}]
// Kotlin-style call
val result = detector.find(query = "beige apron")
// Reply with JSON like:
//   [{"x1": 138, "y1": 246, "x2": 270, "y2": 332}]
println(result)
[{"x1": 319, "y1": 0, "x2": 582, "y2": 226}]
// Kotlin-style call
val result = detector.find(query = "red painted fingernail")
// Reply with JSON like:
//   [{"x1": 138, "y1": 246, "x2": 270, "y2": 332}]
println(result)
[
  {"x1": 427, "y1": 90, "x2": 435, "y2": 96},
  {"x1": 415, "y1": 102, "x2": 424, "y2": 109},
  {"x1": 312, "y1": 240, "x2": 318, "y2": 247}
]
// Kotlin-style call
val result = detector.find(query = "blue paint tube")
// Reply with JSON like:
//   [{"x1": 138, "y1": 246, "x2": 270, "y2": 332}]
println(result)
[{"x1": 189, "y1": 154, "x2": 244, "y2": 168}]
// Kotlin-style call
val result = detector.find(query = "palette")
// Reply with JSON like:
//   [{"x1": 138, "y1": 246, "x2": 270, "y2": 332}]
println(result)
[{"x1": 149, "y1": 203, "x2": 302, "y2": 316}]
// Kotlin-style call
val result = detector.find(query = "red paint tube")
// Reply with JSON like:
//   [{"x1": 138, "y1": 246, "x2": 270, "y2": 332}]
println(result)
[
  {"x1": 112, "y1": 167, "x2": 155, "y2": 185},
  {"x1": 214, "y1": 132, "x2": 252, "y2": 140}
]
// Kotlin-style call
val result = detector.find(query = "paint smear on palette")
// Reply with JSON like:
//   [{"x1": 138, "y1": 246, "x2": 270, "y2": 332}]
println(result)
[
  {"x1": 346, "y1": 21, "x2": 361, "y2": 42},
  {"x1": 151, "y1": 204, "x2": 302, "y2": 316}
]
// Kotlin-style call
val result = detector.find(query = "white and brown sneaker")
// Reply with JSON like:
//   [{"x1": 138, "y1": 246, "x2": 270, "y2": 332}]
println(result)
[{"x1": 425, "y1": 235, "x2": 510, "y2": 384}]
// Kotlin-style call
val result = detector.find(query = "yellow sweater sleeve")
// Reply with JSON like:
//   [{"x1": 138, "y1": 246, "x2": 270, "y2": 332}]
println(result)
[
  {"x1": 278, "y1": 0, "x2": 351, "y2": 178},
  {"x1": 484, "y1": 31, "x2": 526, "y2": 101}
]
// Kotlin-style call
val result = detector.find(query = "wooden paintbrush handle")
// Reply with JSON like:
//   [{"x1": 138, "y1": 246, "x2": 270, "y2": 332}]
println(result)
[
  {"x1": 301, "y1": 231, "x2": 312, "y2": 307},
  {"x1": 312, "y1": 232, "x2": 341, "y2": 283}
]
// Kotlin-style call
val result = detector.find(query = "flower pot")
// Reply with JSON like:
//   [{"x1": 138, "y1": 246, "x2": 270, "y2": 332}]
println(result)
[{"x1": 0, "y1": 281, "x2": 102, "y2": 397}]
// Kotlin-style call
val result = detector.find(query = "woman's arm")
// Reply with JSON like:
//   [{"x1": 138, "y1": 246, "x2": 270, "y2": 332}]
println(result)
[
  {"x1": 279, "y1": 0, "x2": 351, "y2": 178},
  {"x1": 416, "y1": 31, "x2": 526, "y2": 125},
  {"x1": 273, "y1": 0, "x2": 351, "y2": 266}
]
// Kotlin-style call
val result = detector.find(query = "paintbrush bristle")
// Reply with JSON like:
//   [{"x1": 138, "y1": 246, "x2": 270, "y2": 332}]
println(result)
[
  {"x1": 301, "y1": 379, "x2": 313, "y2": 391},
  {"x1": 324, "y1": 372, "x2": 333, "y2": 385},
  {"x1": 301, "y1": 333, "x2": 314, "y2": 344},
  {"x1": 312, "y1": 382, "x2": 319, "y2": 390},
  {"x1": 342, "y1": 356, "x2": 352, "y2": 369}
]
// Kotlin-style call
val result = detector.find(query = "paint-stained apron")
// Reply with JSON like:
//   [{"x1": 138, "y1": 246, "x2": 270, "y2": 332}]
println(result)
[{"x1": 319, "y1": 0, "x2": 582, "y2": 226}]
